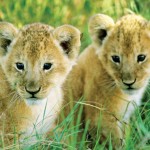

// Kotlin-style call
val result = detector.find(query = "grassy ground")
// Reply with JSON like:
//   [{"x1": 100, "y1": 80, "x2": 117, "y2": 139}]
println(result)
[{"x1": 0, "y1": 0, "x2": 150, "y2": 149}]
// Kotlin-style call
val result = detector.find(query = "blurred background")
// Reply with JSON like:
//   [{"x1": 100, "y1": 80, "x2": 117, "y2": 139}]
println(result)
[
  {"x1": 0, "y1": 0, "x2": 150, "y2": 51},
  {"x1": 0, "y1": 0, "x2": 150, "y2": 149}
]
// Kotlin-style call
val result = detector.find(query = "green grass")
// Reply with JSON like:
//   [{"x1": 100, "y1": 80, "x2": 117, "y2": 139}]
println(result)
[{"x1": 0, "y1": 0, "x2": 150, "y2": 149}]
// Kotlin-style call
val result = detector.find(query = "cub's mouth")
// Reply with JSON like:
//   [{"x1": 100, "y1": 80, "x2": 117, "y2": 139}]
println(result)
[
  {"x1": 24, "y1": 86, "x2": 47, "y2": 102},
  {"x1": 17, "y1": 86, "x2": 49, "y2": 105},
  {"x1": 120, "y1": 78, "x2": 139, "y2": 95}
]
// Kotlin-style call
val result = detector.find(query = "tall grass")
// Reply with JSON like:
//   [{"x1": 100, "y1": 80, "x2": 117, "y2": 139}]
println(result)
[
  {"x1": 1, "y1": 0, "x2": 150, "y2": 51},
  {"x1": 0, "y1": 0, "x2": 150, "y2": 149}
]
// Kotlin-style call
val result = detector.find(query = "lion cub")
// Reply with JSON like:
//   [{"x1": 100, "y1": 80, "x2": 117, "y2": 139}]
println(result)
[
  {"x1": 62, "y1": 14, "x2": 150, "y2": 148},
  {"x1": 0, "y1": 22, "x2": 81, "y2": 146}
]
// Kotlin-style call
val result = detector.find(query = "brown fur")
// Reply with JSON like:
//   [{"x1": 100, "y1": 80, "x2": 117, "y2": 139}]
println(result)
[
  {"x1": 0, "y1": 22, "x2": 81, "y2": 147},
  {"x1": 61, "y1": 14, "x2": 150, "y2": 148}
]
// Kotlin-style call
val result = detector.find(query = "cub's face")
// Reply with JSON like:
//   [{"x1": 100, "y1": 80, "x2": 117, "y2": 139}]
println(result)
[
  {"x1": 0, "y1": 23, "x2": 80, "y2": 104},
  {"x1": 89, "y1": 14, "x2": 150, "y2": 94}
]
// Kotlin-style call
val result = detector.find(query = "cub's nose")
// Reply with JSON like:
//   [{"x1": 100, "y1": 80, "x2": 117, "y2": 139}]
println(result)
[
  {"x1": 25, "y1": 87, "x2": 41, "y2": 95},
  {"x1": 122, "y1": 79, "x2": 136, "y2": 86}
]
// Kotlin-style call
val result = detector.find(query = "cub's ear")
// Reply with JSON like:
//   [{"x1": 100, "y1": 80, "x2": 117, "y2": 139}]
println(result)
[
  {"x1": 0, "y1": 22, "x2": 18, "y2": 56},
  {"x1": 89, "y1": 14, "x2": 114, "y2": 47},
  {"x1": 53, "y1": 25, "x2": 81, "y2": 60}
]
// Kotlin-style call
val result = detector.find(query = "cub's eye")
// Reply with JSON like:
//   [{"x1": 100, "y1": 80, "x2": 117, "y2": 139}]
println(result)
[
  {"x1": 43, "y1": 63, "x2": 52, "y2": 71},
  {"x1": 137, "y1": 54, "x2": 146, "y2": 63},
  {"x1": 111, "y1": 55, "x2": 120, "y2": 63},
  {"x1": 16, "y1": 63, "x2": 24, "y2": 71}
]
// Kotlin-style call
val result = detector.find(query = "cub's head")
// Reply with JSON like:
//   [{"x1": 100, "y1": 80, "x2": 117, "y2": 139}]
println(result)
[
  {"x1": 0, "y1": 22, "x2": 81, "y2": 104},
  {"x1": 89, "y1": 14, "x2": 150, "y2": 94}
]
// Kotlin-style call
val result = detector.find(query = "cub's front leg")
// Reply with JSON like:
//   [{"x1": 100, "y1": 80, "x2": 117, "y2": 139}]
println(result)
[{"x1": 86, "y1": 111, "x2": 124, "y2": 149}]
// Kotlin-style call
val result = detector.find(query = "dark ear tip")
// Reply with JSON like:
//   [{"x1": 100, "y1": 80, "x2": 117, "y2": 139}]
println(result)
[
  {"x1": 80, "y1": 33, "x2": 83, "y2": 40},
  {"x1": 60, "y1": 40, "x2": 71, "y2": 55},
  {"x1": 98, "y1": 29, "x2": 107, "y2": 41},
  {"x1": 1, "y1": 38, "x2": 12, "y2": 50}
]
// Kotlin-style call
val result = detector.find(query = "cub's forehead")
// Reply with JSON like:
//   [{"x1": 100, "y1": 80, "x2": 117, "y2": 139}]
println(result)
[
  {"x1": 21, "y1": 23, "x2": 54, "y2": 34},
  {"x1": 19, "y1": 23, "x2": 54, "y2": 42},
  {"x1": 12, "y1": 23, "x2": 59, "y2": 57},
  {"x1": 108, "y1": 15, "x2": 148, "y2": 50},
  {"x1": 115, "y1": 15, "x2": 146, "y2": 38}
]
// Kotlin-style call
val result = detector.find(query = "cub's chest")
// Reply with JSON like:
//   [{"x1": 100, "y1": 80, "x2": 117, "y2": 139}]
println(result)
[
  {"x1": 122, "y1": 88, "x2": 145, "y2": 122},
  {"x1": 21, "y1": 88, "x2": 62, "y2": 142}
]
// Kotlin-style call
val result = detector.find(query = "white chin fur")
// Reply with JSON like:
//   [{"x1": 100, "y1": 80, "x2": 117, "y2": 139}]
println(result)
[
  {"x1": 25, "y1": 98, "x2": 47, "y2": 106},
  {"x1": 123, "y1": 89, "x2": 137, "y2": 95}
]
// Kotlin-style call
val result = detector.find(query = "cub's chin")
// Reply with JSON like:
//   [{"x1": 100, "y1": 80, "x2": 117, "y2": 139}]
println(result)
[
  {"x1": 123, "y1": 88, "x2": 138, "y2": 95},
  {"x1": 25, "y1": 98, "x2": 48, "y2": 106},
  {"x1": 122, "y1": 86, "x2": 145, "y2": 95}
]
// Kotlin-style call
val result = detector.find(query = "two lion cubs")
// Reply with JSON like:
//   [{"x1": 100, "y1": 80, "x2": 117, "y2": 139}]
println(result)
[{"x1": 0, "y1": 13, "x2": 150, "y2": 148}]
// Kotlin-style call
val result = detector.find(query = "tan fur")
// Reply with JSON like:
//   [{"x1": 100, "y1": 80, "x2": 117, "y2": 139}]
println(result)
[
  {"x1": 0, "y1": 22, "x2": 81, "y2": 147},
  {"x1": 61, "y1": 14, "x2": 150, "y2": 148}
]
